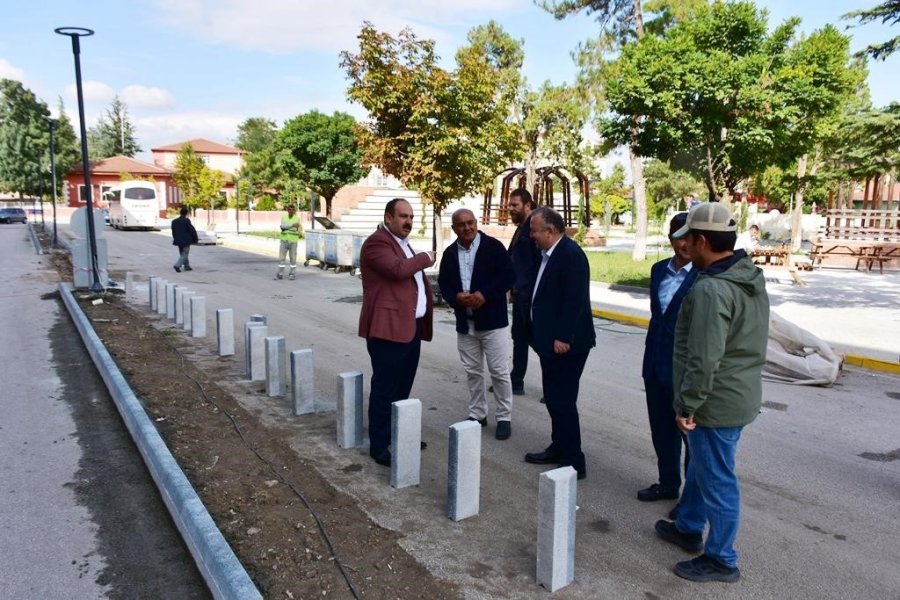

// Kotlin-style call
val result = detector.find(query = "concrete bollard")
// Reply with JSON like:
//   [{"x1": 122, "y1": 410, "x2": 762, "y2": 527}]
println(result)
[
  {"x1": 447, "y1": 420, "x2": 481, "y2": 521},
  {"x1": 181, "y1": 291, "x2": 196, "y2": 332},
  {"x1": 190, "y1": 296, "x2": 206, "y2": 338},
  {"x1": 175, "y1": 287, "x2": 187, "y2": 325},
  {"x1": 125, "y1": 272, "x2": 134, "y2": 301},
  {"x1": 165, "y1": 282, "x2": 177, "y2": 320},
  {"x1": 290, "y1": 349, "x2": 315, "y2": 415},
  {"x1": 247, "y1": 325, "x2": 268, "y2": 381},
  {"x1": 536, "y1": 466, "x2": 577, "y2": 592},
  {"x1": 156, "y1": 279, "x2": 167, "y2": 315},
  {"x1": 244, "y1": 315, "x2": 267, "y2": 378},
  {"x1": 216, "y1": 309, "x2": 235, "y2": 356},
  {"x1": 149, "y1": 276, "x2": 158, "y2": 310},
  {"x1": 265, "y1": 336, "x2": 286, "y2": 397},
  {"x1": 336, "y1": 371, "x2": 363, "y2": 448},
  {"x1": 390, "y1": 399, "x2": 421, "y2": 489}
]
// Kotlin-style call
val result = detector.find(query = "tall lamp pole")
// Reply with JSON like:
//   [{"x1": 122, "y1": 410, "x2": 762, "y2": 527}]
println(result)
[
  {"x1": 55, "y1": 26, "x2": 103, "y2": 293},
  {"x1": 234, "y1": 176, "x2": 240, "y2": 235},
  {"x1": 46, "y1": 118, "x2": 59, "y2": 246}
]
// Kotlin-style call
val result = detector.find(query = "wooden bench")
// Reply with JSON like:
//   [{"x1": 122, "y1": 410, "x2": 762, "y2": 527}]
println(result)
[{"x1": 811, "y1": 209, "x2": 900, "y2": 271}]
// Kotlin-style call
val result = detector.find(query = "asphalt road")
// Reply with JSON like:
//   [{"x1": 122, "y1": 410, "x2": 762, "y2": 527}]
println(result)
[
  {"x1": 0, "y1": 224, "x2": 208, "y2": 599},
  {"x1": 72, "y1": 226, "x2": 900, "y2": 598}
]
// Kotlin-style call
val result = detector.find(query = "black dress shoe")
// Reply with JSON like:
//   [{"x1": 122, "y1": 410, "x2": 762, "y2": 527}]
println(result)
[
  {"x1": 466, "y1": 416, "x2": 487, "y2": 427},
  {"x1": 524, "y1": 449, "x2": 560, "y2": 464},
  {"x1": 539, "y1": 397, "x2": 545, "y2": 404},
  {"x1": 370, "y1": 448, "x2": 391, "y2": 467},
  {"x1": 637, "y1": 483, "x2": 679, "y2": 502},
  {"x1": 495, "y1": 420, "x2": 511, "y2": 440},
  {"x1": 655, "y1": 520, "x2": 703, "y2": 553},
  {"x1": 512, "y1": 385, "x2": 525, "y2": 396}
]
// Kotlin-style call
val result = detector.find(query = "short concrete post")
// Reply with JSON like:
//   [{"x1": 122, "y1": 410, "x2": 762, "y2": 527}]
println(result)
[
  {"x1": 190, "y1": 296, "x2": 206, "y2": 338},
  {"x1": 182, "y1": 291, "x2": 196, "y2": 332},
  {"x1": 390, "y1": 399, "x2": 421, "y2": 489},
  {"x1": 536, "y1": 466, "x2": 577, "y2": 592},
  {"x1": 165, "y1": 282, "x2": 177, "y2": 320},
  {"x1": 175, "y1": 287, "x2": 187, "y2": 325},
  {"x1": 149, "y1": 276, "x2": 158, "y2": 309},
  {"x1": 156, "y1": 279, "x2": 167, "y2": 315},
  {"x1": 216, "y1": 309, "x2": 234, "y2": 356},
  {"x1": 247, "y1": 325, "x2": 268, "y2": 381},
  {"x1": 336, "y1": 371, "x2": 363, "y2": 447},
  {"x1": 125, "y1": 272, "x2": 134, "y2": 301},
  {"x1": 291, "y1": 349, "x2": 315, "y2": 415},
  {"x1": 244, "y1": 315, "x2": 267, "y2": 377},
  {"x1": 265, "y1": 336, "x2": 286, "y2": 396},
  {"x1": 447, "y1": 420, "x2": 481, "y2": 521}
]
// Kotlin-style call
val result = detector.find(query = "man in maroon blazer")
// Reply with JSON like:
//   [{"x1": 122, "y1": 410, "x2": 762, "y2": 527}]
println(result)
[{"x1": 358, "y1": 198, "x2": 436, "y2": 466}]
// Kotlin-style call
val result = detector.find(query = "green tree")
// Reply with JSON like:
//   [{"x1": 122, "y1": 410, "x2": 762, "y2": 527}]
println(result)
[
  {"x1": 235, "y1": 117, "x2": 278, "y2": 153},
  {"x1": 590, "y1": 162, "x2": 631, "y2": 235},
  {"x1": 274, "y1": 110, "x2": 365, "y2": 218},
  {"x1": 601, "y1": 2, "x2": 860, "y2": 206},
  {"x1": 341, "y1": 21, "x2": 522, "y2": 248},
  {"x1": 52, "y1": 99, "x2": 81, "y2": 185},
  {"x1": 86, "y1": 96, "x2": 141, "y2": 159},
  {"x1": 0, "y1": 79, "x2": 51, "y2": 198},
  {"x1": 643, "y1": 159, "x2": 703, "y2": 218},
  {"x1": 173, "y1": 144, "x2": 223, "y2": 210},
  {"x1": 541, "y1": 0, "x2": 704, "y2": 259},
  {"x1": 844, "y1": 0, "x2": 900, "y2": 60}
]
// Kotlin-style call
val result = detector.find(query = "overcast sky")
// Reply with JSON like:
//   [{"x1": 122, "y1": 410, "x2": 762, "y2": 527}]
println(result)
[{"x1": 2, "y1": 0, "x2": 896, "y2": 162}]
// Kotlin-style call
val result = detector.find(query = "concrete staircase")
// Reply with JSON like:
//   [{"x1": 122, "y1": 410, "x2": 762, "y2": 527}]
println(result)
[{"x1": 331, "y1": 189, "x2": 434, "y2": 238}]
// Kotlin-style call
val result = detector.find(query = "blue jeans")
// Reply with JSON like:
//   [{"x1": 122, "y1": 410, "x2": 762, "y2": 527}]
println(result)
[{"x1": 676, "y1": 425, "x2": 743, "y2": 567}]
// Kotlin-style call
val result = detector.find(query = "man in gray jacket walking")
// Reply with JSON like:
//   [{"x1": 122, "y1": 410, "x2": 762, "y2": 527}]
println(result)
[{"x1": 653, "y1": 201, "x2": 769, "y2": 583}]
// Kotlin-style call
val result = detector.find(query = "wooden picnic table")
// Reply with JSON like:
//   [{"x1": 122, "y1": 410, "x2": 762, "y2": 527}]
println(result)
[{"x1": 752, "y1": 246, "x2": 788, "y2": 266}]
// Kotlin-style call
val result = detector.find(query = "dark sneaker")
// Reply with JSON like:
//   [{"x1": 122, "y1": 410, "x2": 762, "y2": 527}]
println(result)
[
  {"x1": 173, "y1": 266, "x2": 181, "y2": 273},
  {"x1": 184, "y1": 266, "x2": 193, "y2": 271},
  {"x1": 275, "y1": 273, "x2": 283, "y2": 280},
  {"x1": 495, "y1": 420, "x2": 511, "y2": 440},
  {"x1": 655, "y1": 520, "x2": 703, "y2": 553},
  {"x1": 638, "y1": 483, "x2": 679, "y2": 502},
  {"x1": 466, "y1": 416, "x2": 487, "y2": 427},
  {"x1": 674, "y1": 554, "x2": 740, "y2": 583}
]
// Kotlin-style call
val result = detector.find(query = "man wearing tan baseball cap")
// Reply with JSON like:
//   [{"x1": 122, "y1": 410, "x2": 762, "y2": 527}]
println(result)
[{"x1": 654, "y1": 201, "x2": 769, "y2": 583}]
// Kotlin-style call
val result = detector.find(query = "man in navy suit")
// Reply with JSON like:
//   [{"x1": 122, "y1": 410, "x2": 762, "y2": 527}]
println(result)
[
  {"x1": 523, "y1": 207, "x2": 596, "y2": 479},
  {"x1": 438, "y1": 209, "x2": 515, "y2": 440},
  {"x1": 638, "y1": 212, "x2": 699, "y2": 503},
  {"x1": 507, "y1": 189, "x2": 542, "y2": 395}
]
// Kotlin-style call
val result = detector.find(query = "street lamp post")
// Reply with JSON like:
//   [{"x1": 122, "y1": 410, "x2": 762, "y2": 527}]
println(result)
[
  {"x1": 55, "y1": 26, "x2": 103, "y2": 293},
  {"x1": 46, "y1": 118, "x2": 59, "y2": 246},
  {"x1": 235, "y1": 177, "x2": 240, "y2": 235}
]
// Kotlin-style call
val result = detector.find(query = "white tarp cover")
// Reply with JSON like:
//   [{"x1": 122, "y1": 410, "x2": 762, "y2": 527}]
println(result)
[{"x1": 763, "y1": 310, "x2": 841, "y2": 386}]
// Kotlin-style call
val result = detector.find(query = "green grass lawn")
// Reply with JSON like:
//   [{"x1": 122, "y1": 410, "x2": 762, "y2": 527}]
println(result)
[
  {"x1": 586, "y1": 251, "x2": 667, "y2": 288},
  {"x1": 243, "y1": 231, "x2": 305, "y2": 240}
]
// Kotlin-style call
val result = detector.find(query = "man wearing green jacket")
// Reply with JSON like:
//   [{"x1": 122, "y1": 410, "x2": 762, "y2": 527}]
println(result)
[
  {"x1": 276, "y1": 204, "x2": 301, "y2": 280},
  {"x1": 653, "y1": 201, "x2": 769, "y2": 584}
]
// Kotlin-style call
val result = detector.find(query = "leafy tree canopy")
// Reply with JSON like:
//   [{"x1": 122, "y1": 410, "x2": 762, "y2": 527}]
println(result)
[
  {"x1": 341, "y1": 21, "x2": 523, "y2": 236},
  {"x1": 602, "y1": 1, "x2": 858, "y2": 200},
  {"x1": 844, "y1": 0, "x2": 900, "y2": 60},
  {"x1": 173, "y1": 144, "x2": 224, "y2": 209},
  {"x1": 0, "y1": 78, "x2": 52, "y2": 197},
  {"x1": 235, "y1": 117, "x2": 278, "y2": 153},
  {"x1": 274, "y1": 110, "x2": 365, "y2": 217},
  {"x1": 86, "y1": 96, "x2": 141, "y2": 159}
]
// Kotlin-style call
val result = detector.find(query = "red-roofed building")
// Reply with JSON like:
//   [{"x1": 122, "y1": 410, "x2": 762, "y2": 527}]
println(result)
[
  {"x1": 151, "y1": 138, "x2": 244, "y2": 175},
  {"x1": 64, "y1": 155, "x2": 174, "y2": 214}
]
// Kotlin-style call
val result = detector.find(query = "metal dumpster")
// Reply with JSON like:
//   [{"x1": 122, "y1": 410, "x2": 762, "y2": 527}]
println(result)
[
  {"x1": 336, "y1": 232, "x2": 354, "y2": 272},
  {"x1": 304, "y1": 230, "x2": 322, "y2": 267},
  {"x1": 323, "y1": 232, "x2": 338, "y2": 269}
]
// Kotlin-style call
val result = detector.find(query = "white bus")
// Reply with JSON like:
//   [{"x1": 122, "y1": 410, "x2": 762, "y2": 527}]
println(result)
[{"x1": 106, "y1": 180, "x2": 160, "y2": 230}]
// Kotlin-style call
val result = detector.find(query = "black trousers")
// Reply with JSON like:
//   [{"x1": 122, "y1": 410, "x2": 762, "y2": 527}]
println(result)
[
  {"x1": 540, "y1": 351, "x2": 590, "y2": 473},
  {"x1": 366, "y1": 322, "x2": 422, "y2": 452},
  {"x1": 510, "y1": 300, "x2": 529, "y2": 389},
  {"x1": 644, "y1": 376, "x2": 689, "y2": 491}
]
